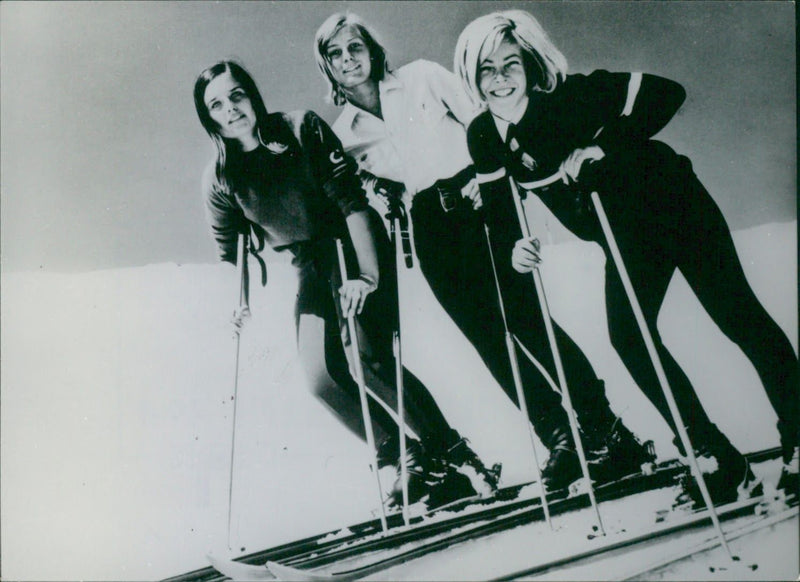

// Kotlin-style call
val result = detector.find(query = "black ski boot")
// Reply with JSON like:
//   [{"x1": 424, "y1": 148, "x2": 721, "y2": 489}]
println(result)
[
  {"x1": 423, "y1": 429, "x2": 502, "y2": 505},
  {"x1": 675, "y1": 426, "x2": 762, "y2": 508},
  {"x1": 584, "y1": 418, "x2": 656, "y2": 485},
  {"x1": 376, "y1": 433, "x2": 401, "y2": 470},
  {"x1": 540, "y1": 425, "x2": 583, "y2": 492},
  {"x1": 383, "y1": 438, "x2": 445, "y2": 509},
  {"x1": 777, "y1": 445, "x2": 798, "y2": 499},
  {"x1": 777, "y1": 421, "x2": 799, "y2": 499}
]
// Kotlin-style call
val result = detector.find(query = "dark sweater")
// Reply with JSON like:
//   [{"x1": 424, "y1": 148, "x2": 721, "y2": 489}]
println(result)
[
  {"x1": 467, "y1": 70, "x2": 685, "y2": 184},
  {"x1": 467, "y1": 70, "x2": 687, "y2": 249},
  {"x1": 203, "y1": 110, "x2": 367, "y2": 265}
]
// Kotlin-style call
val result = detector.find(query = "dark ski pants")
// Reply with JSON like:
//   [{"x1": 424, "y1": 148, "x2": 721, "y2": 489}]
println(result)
[
  {"x1": 411, "y1": 186, "x2": 618, "y2": 448},
  {"x1": 591, "y1": 143, "x2": 799, "y2": 452},
  {"x1": 294, "y1": 215, "x2": 453, "y2": 450}
]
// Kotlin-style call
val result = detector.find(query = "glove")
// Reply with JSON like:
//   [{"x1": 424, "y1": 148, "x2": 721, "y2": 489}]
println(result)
[{"x1": 373, "y1": 177, "x2": 405, "y2": 210}]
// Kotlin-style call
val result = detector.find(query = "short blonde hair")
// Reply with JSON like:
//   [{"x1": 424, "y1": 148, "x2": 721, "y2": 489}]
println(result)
[
  {"x1": 314, "y1": 12, "x2": 390, "y2": 106},
  {"x1": 454, "y1": 10, "x2": 567, "y2": 103}
]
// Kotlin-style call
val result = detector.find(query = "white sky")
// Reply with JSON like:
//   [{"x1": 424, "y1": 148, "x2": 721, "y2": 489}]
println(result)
[{"x1": 0, "y1": 1, "x2": 796, "y2": 272}]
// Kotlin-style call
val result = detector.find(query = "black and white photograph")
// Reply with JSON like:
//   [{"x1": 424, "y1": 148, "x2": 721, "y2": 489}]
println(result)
[{"x1": 1, "y1": 1, "x2": 797, "y2": 580}]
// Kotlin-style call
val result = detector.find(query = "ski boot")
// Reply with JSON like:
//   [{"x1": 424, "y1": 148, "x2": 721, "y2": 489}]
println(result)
[
  {"x1": 381, "y1": 437, "x2": 447, "y2": 509},
  {"x1": 675, "y1": 425, "x2": 762, "y2": 509},
  {"x1": 584, "y1": 418, "x2": 656, "y2": 485},
  {"x1": 376, "y1": 433, "x2": 401, "y2": 470},
  {"x1": 776, "y1": 421, "x2": 799, "y2": 499},
  {"x1": 777, "y1": 445, "x2": 798, "y2": 499},
  {"x1": 540, "y1": 425, "x2": 583, "y2": 492},
  {"x1": 424, "y1": 429, "x2": 502, "y2": 504}
]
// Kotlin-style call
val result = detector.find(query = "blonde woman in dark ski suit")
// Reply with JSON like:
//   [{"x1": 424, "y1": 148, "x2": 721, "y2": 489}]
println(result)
[
  {"x1": 456, "y1": 10, "x2": 799, "y2": 503},
  {"x1": 195, "y1": 60, "x2": 495, "y2": 508}
]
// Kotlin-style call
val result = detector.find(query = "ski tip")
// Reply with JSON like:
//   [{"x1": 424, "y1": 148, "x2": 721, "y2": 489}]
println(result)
[
  {"x1": 267, "y1": 560, "x2": 319, "y2": 581},
  {"x1": 266, "y1": 560, "x2": 351, "y2": 581},
  {"x1": 207, "y1": 553, "x2": 276, "y2": 580}
]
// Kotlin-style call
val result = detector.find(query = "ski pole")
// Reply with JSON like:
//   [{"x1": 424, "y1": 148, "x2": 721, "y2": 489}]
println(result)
[
  {"x1": 483, "y1": 223, "x2": 552, "y2": 529},
  {"x1": 389, "y1": 214, "x2": 411, "y2": 528},
  {"x1": 335, "y1": 238, "x2": 389, "y2": 534},
  {"x1": 227, "y1": 232, "x2": 248, "y2": 550},
  {"x1": 509, "y1": 177, "x2": 605, "y2": 535},
  {"x1": 589, "y1": 191, "x2": 735, "y2": 559}
]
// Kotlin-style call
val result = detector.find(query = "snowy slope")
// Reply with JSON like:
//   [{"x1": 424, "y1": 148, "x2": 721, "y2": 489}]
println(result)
[{"x1": 1, "y1": 220, "x2": 796, "y2": 581}]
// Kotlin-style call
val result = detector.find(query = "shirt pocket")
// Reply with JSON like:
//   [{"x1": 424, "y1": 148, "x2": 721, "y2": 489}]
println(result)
[{"x1": 416, "y1": 94, "x2": 449, "y2": 125}]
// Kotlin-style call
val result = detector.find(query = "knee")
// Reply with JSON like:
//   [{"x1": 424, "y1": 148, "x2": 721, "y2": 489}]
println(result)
[{"x1": 302, "y1": 370, "x2": 330, "y2": 402}]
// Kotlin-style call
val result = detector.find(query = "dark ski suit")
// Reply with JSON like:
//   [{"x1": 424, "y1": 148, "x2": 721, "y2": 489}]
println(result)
[
  {"x1": 467, "y1": 70, "x2": 799, "y2": 454},
  {"x1": 204, "y1": 110, "x2": 456, "y2": 452}
]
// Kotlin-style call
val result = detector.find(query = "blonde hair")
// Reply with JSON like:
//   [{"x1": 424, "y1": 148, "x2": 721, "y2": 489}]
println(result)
[
  {"x1": 454, "y1": 10, "x2": 567, "y2": 103},
  {"x1": 313, "y1": 12, "x2": 390, "y2": 106}
]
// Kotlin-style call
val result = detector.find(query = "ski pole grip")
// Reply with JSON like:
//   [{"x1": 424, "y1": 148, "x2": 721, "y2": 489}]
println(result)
[
  {"x1": 236, "y1": 232, "x2": 248, "y2": 309},
  {"x1": 509, "y1": 178, "x2": 533, "y2": 239},
  {"x1": 335, "y1": 238, "x2": 349, "y2": 287}
]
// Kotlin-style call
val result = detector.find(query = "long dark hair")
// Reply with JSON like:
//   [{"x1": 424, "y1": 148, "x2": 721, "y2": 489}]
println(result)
[{"x1": 193, "y1": 60, "x2": 285, "y2": 189}]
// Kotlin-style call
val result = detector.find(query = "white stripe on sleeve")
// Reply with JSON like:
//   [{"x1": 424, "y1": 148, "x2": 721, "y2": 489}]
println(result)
[{"x1": 621, "y1": 72, "x2": 643, "y2": 117}]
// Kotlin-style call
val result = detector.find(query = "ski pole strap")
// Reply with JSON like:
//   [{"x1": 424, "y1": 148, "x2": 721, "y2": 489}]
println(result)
[
  {"x1": 387, "y1": 204, "x2": 413, "y2": 269},
  {"x1": 247, "y1": 224, "x2": 268, "y2": 287},
  {"x1": 399, "y1": 224, "x2": 413, "y2": 269},
  {"x1": 373, "y1": 179, "x2": 413, "y2": 269}
]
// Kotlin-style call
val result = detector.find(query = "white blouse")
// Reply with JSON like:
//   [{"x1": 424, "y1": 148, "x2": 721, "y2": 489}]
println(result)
[{"x1": 332, "y1": 59, "x2": 482, "y2": 203}]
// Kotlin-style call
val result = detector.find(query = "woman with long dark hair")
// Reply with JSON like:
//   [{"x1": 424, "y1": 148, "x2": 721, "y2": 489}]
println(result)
[{"x1": 194, "y1": 60, "x2": 496, "y2": 507}]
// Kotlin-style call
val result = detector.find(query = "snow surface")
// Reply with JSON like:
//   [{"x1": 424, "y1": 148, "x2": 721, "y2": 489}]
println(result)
[{"x1": 1, "y1": 219, "x2": 797, "y2": 581}]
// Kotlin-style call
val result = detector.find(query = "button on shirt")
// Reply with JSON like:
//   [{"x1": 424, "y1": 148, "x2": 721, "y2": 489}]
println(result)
[{"x1": 331, "y1": 60, "x2": 481, "y2": 202}]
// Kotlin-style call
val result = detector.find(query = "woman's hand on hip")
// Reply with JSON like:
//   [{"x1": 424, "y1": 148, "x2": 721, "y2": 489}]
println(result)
[
  {"x1": 511, "y1": 236, "x2": 542, "y2": 273},
  {"x1": 339, "y1": 275, "x2": 378, "y2": 318},
  {"x1": 560, "y1": 146, "x2": 605, "y2": 184}
]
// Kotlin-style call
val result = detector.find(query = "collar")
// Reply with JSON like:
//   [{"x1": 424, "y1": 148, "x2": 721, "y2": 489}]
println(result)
[
  {"x1": 340, "y1": 71, "x2": 404, "y2": 131},
  {"x1": 489, "y1": 95, "x2": 529, "y2": 142},
  {"x1": 379, "y1": 70, "x2": 403, "y2": 93},
  {"x1": 491, "y1": 115, "x2": 512, "y2": 143},
  {"x1": 338, "y1": 101, "x2": 361, "y2": 132}
]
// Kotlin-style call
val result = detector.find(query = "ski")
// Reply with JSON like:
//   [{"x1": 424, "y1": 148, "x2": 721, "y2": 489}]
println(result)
[
  {"x1": 262, "y1": 495, "x2": 796, "y2": 581},
  {"x1": 207, "y1": 554, "x2": 275, "y2": 581},
  {"x1": 491, "y1": 498, "x2": 797, "y2": 581},
  {"x1": 616, "y1": 504, "x2": 798, "y2": 581},
  {"x1": 260, "y1": 458, "x2": 685, "y2": 574},
  {"x1": 166, "y1": 446, "x2": 782, "y2": 582}
]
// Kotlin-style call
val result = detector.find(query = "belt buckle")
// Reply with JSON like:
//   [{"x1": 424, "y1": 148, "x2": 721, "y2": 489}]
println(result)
[{"x1": 438, "y1": 186, "x2": 457, "y2": 213}]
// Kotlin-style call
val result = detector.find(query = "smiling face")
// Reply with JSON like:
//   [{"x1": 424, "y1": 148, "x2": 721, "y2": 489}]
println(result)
[
  {"x1": 478, "y1": 38, "x2": 528, "y2": 119},
  {"x1": 203, "y1": 70, "x2": 258, "y2": 147},
  {"x1": 325, "y1": 26, "x2": 373, "y2": 91}
]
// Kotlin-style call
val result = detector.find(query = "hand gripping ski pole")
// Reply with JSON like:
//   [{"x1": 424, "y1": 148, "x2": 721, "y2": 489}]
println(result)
[
  {"x1": 483, "y1": 223, "x2": 553, "y2": 529},
  {"x1": 335, "y1": 239, "x2": 389, "y2": 534},
  {"x1": 590, "y1": 191, "x2": 735, "y2": 559},
  {"x1": 388, "y1": 205, "x2": 412, "y2": 527},
  {"x1": 227, "y1": 232, "x2": 248, "y2": 550},
  {"x1": 509, "y1": 177, "x2": 605, "y2": 535}
]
